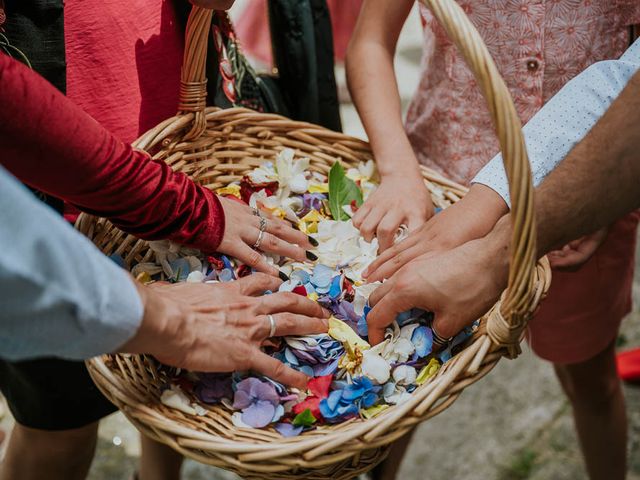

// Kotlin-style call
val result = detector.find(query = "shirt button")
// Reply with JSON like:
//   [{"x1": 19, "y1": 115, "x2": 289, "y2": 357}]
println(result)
[{"x1": 527, "y1": 59, "x2": 540, "y2": 72}]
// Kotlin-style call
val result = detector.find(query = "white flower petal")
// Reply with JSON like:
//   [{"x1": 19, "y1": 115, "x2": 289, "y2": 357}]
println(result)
[
  {"x1": 392, "y1": 365, "x2": 417, "y2": 385},
  {"x1": 160, "y1": 386, "x2": 197, "y2": 415},
  {"x1": 360, "y1": 350, "x2": 391, "y2": 384}
]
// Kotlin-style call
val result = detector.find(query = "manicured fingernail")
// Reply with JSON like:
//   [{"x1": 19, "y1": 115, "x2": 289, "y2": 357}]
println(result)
[
  {"x1": 306, "y1": 251, "x2": 318, "y2": 261},
  {"x1": 278, "y1": 271, "x2": 289, "y2": 281},
  {"x1": 307, "y1": 236, "x2": 319, "y2": 247}
]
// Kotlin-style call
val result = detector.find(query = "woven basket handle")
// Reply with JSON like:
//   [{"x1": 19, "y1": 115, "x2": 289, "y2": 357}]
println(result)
[
  {"x1": 419, "y1": 0, "x2": 537, "y2": 357},
  {"x1": 178, "y1": 6, "x2": 214, "y2": 140}
]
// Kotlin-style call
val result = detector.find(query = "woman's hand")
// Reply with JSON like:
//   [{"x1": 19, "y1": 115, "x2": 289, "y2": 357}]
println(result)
[
  {"x1": 547, "y1": 227, "x2": 609, "y2": 270},
  {"x1": 366, "y1": 232, "x2": 509, "y2": 345},
  {"x1": 363, "y1": 184, "x2": 508, "y2": 282},
  {"x1": 217, "y1": 196, "x2": 317, "y2": 278},
  {"x1": 121, "y1": 273, "x2": 329, "y2": 388},
  {"x1": 352, "y1": 169, "x2": 433, "y2": 252}
]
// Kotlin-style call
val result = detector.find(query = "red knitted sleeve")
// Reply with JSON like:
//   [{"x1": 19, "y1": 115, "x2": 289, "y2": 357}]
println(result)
[{"x1": 0, "y1": 53, "x2": 225, "y2": 252}]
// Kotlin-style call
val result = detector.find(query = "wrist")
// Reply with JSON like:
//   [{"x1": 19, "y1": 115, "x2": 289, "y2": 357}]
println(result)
[
  {"x1": 118, "y1": 282, "x2": 176, "y2": 355},
  {"x1": 479, "y1": 215, "x2": 511, "y2": 289}
]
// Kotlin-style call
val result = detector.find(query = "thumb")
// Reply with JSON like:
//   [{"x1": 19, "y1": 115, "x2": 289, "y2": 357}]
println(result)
[{"x1": 366, "y1": 293, "x2": 404, "y2": 345}]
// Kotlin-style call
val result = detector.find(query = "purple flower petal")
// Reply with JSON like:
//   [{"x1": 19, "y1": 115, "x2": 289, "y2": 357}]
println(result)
[
  {"x1": 313, "y1": 359, "x2": 339, "y2": 377},
  {"x1": 233, "y1": 389, "x2": 253, "y2": 410},
  {"x1": 251, "y1": 380, "x2": 280, "y2": 405},
  {"x1": 275, "y1": 423, "x2": 304, "y2": 437},
  {"x1": 242, "y1": 400, "x2": 277, "y2": 428}
]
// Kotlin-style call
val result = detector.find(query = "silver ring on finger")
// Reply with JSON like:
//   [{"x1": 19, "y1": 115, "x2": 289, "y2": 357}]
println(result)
[
  {"x1": 431, "y1": 323, "x2": 453, "y2": 349},
  {"x1": 394, "y1": 224, "x2": 409, "y2": 244},
  {"x1": 253, "y1": 217, "x2": 268, "y2": 249},
  {"x1": 253, "y1": 229, "x2": 265, "y2": 249},
  {"x1": 252, "y1": 207, "x2": 262, "y2": 217},
  {"x1": 259, "y1": 216, "x2": 268, "y2": 232},
  {"x1": 267, "y1": 314, "x2": 277, "y2": 338}
]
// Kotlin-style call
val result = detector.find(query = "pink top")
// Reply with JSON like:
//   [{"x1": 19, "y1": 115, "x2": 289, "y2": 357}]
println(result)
[
  {"x1": 405, "y1": 0, "x2": 640, "y2": 185},
  {"x1": 64, "y1": 0, "x2": 184, "y2": 144}
]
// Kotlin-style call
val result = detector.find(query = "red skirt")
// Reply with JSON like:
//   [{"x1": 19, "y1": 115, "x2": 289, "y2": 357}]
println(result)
[{"x1": 527, "y1": 211, "x2": 639, "y2": 365}]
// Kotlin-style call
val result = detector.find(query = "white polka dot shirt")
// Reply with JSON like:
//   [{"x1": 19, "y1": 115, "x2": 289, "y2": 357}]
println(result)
[{"x1": 473, "y1": 39, "x2": 640, "y2": 207}]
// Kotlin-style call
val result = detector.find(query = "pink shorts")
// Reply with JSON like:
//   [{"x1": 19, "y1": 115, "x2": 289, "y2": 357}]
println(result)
[{"x1": 527, "y1": 211, "x2": 639, "y2": 365}]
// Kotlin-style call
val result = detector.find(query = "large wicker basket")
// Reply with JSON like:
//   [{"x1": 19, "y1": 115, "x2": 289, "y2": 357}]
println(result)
[{"x1": 78, "y1": 1, "x2": 551, "y2": 478}]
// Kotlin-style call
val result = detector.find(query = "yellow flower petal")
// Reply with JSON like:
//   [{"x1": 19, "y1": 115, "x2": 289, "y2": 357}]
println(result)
[
  {"x1": 361, "y1": 404, "x2": 389, "y2": 419},
  {"x1": 300, "y1": 210, "x2": 324, "y2": 223},
  {"x1": 307, "y1": 292, "x2": 319, "y2": 302},
  {"x1": 329, "y1": 317, "x2": 370, "y2": 350},
  {"x1": 416, "y1": 358, "x2": 441, "y2": 385},
  {"x1": 308, "y1": 182, "x2": 329, "y2": 193},
  {"x1": 135, "y1": 272, "x2": 153, "y2": 284},
  {"x1": 215, "y1": 184, "x2": 241, "y2": 198},
  {"x1": 271, "y1": 208, "x2": 287, "y2": 219}
]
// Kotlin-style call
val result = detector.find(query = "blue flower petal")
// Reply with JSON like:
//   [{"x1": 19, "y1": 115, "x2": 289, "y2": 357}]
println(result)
[
  {"x1": 284, "y1": 348, "x2": 299, "y2": 366},
  {"x1": 310, "y1": 264, "x2": 333, "y2": 288},
  {"x1": 361, "y1": 391, "x2": 378, "y2": 408},
  {"x1": 328, "y1": 275, "x2": 342, "y2": 299},
  {"x1": 291, "y1": 270, "x2": 310, "y2": 284},
  {"x1": 326, "y1": 389, "x2": 343, "y2": 411},
  {"x1": 299, "y1": 365, "x2": 314, "y2": 377},
  {"x1": 411, "y1": 326, "x2": 433, "y2": 358}
]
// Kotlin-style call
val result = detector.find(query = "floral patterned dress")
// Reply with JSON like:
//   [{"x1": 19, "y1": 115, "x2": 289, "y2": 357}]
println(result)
[{"x1": 405, "y1": 0, "x2": 640, "y2": 184}]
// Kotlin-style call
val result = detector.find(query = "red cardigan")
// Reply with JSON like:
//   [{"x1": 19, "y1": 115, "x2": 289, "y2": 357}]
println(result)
[{"x1": 0, "y1": 53, "x2": 225, "y2": 252}]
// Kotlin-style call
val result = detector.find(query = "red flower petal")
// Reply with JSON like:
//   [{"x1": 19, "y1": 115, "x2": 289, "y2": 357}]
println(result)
[
  {"x1": 292, "y1": 397, "x2": 321, "y2": 420},
  {"x1": 292, "y1": 285, "x2": 307, "y2": 296},
  {"x1": 308, "y1": 375, "x2": 333, "y2": 399}
]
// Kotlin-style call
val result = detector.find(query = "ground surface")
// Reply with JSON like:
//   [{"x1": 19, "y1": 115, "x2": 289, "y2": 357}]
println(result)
[{"x1": 5, "y1": 3, "x2": 640, "y2": 480}]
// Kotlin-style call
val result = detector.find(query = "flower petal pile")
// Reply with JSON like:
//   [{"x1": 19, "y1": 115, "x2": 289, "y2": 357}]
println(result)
[{"x1": 138, "y1": 148, "x2": 477, "y2": 433}]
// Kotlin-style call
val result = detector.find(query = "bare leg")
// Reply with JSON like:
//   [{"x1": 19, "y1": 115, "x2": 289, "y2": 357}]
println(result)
[
  {"x1": 371, "y1": 430, "x2": 414, "y2": 480},
  {"x1": 139, "y1": 434, "x2": 183, "y2": 480},
  {"x1": 0, "y1": 422, "x2": 98, "y2": 480},
  {"x1": 554, "y1": 339, "x2": 627, "y2": 480}
]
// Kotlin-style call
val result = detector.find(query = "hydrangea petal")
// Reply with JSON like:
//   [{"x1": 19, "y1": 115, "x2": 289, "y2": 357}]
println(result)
[
  {"x1": 242, "y1": 400, "x2": 276, "y2": 428},
  {"x1": 275, "y1": 423, "x2": 304, "y2": 437}
]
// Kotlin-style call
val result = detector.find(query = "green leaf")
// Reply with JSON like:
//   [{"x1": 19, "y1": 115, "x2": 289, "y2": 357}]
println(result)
[
  {"x1": 292, "y1": 408, "x2": 317, "y2": 427},
  {"x1": 328, "y1": 162, "x2": 363, "y2": 221}
]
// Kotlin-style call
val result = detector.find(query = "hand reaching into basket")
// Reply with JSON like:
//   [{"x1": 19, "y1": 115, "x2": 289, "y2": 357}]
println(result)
[
  {"x1": 546, "y1": 227, "x2": 609, "y2": 270},
  {"x1": 352, "y1": 167, "x2": 434, "y2": 252},
  {"x1": 120, "y1": 273, "x2": 329, "y2": 388},
  {"x1": 366, "y1": 233, "x2": 509, "y2": 345},
  {"x1": 363, "y1": 184, "x2": 508, "y2": 282},
  {"x1": 217, "y1": 196, "x2": 318, "y2": 278}
]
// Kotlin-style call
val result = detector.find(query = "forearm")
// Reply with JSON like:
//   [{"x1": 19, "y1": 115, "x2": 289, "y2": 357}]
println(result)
[
  {"x1": 0, "y1": 166, "x2": 143, "y2": 360},
  {"x1": 535, "y1": 70, "x2": 640, "y2": 255},
  {"x1": 0, "y1": 52, "x2": 225, "y2": 252},
  {"x1": 346, "y1": 0, "x2": 417, "y2": 176}
]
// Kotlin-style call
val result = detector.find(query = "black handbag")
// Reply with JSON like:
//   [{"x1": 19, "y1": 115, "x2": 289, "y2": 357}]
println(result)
[{"x1": 175, "y1": 2, "x2": 342, "y2": 132}]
